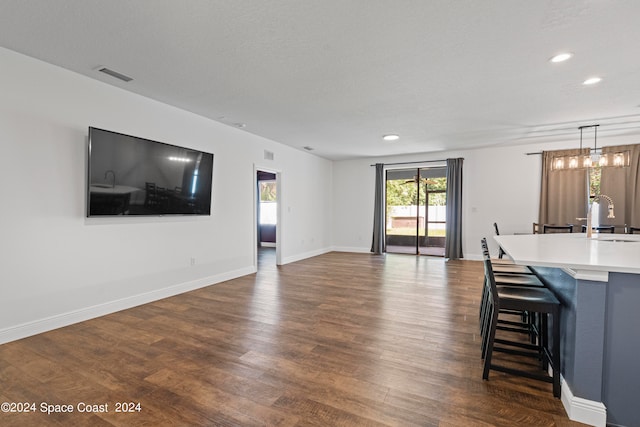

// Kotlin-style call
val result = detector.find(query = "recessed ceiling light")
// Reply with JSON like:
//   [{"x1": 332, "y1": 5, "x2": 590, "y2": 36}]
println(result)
[
  {"x1": 383, "y1": 134, "x2": 399, "y2": 141},
  {"x1": 583, "y1": 77, "x2": 602, "y2": 85},
  {"x1": 550, "y1": 52, "x2": 572, "y2": 63}
]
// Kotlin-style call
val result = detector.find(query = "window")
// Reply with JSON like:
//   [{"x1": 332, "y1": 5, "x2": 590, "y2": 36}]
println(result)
[{"x1": 259, "y1": 181, "x2": 277, "y2": 225}]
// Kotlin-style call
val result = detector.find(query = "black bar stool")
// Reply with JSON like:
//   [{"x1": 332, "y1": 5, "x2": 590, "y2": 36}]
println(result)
[
  {"x1": 480, "y1": 238, "x2": 561, "y2": 398},
  {"x1": 479, "y1": 240, "x2": 543, "y2": 344}
]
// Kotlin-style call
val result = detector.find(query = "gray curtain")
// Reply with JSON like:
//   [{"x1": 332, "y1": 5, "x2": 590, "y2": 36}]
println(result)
[
  {"x1": 371, "y1": 163, "x2": 385, "y2": 254},
  {"x1": 444, "y1": 158, "x2": 463, "y2": 259},
  {"x1": 539, "y1": 148, "x2": 589, "y2": 227},
  {"x1": 600, "y1": 143, "x2": 640, "y2": 229}
]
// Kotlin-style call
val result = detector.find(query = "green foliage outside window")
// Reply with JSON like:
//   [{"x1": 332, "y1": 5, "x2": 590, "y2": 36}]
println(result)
[
  {"x1": 260, "y1": 182, "x2": 277, "y2": 202},
  {"x1": 385, "y1": 176, "x2": 447, "y2": 237},
  {"x1": 386, "y1": 177, "x2": 446, "y2": 209}
]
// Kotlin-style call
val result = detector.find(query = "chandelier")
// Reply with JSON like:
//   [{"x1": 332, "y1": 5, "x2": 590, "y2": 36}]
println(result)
[{"x1": 551, "y1": 125, "x2": 630, "y2": 170}]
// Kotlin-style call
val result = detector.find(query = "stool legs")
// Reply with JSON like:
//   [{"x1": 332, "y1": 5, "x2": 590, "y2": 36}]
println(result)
[{"x1": 482, "y1": 305, "x2": 561, "y2": 398}]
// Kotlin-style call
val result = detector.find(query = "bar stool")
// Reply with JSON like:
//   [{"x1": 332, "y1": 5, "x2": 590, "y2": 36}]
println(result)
[
  {"x1": 543, "y1": 224, "x2": 573, "y2": 233},
  {"x1": 479, "y1": 240, "x2": 543, "y2": 343},
  {"x1": 480, "y1": 239, "x2": 561, "y2": 398}
]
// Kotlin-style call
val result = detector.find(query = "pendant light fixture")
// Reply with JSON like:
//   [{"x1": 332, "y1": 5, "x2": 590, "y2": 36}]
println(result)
[
  {"x1": 551, "y1": 124, "x2": 630, "y2": 170},
  {"x1": 584, "y1": 124, "x2": 602, "y2": 168}
]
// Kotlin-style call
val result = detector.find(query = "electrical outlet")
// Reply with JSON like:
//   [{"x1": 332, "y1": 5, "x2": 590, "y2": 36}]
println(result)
[{"x1": 190, "y1": 257, "x2": 196, "y2": 266}]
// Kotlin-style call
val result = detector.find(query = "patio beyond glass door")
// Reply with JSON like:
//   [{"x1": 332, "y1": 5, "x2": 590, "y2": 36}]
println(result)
[{"x1": 385, "y1": 167, "x2": 446, "y2": 256}]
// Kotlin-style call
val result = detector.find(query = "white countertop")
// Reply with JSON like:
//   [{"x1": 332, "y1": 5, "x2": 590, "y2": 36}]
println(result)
[{"x1": 494, "y1": 233, "x2": 640, "y2": 279}]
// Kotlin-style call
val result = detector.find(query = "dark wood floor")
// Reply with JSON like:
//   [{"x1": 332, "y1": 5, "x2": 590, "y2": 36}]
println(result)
[{"x1": 0, "y1": 249, "x2": 586, "y2": 426}]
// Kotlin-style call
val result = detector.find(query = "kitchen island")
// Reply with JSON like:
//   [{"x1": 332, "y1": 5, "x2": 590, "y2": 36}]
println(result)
[{"x1": 494, "y1": 233, "x2": 640, "y2": 427}]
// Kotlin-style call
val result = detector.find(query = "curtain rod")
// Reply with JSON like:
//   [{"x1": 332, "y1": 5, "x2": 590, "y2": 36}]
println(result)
[
  {"x1": 526, "y1": 152, "x2": 543, "y2": 155},
  {"x1": 369, "y1": 158, "x2": 457, "y2": 167}
]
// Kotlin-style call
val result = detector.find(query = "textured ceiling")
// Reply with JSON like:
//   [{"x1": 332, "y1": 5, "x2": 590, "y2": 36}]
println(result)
[{"x1": 1, "y1": 0, "x2": 640, "y2": 160}]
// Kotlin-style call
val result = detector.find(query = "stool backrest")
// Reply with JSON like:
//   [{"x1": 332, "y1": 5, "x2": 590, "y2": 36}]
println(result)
[
  {"x1": 493, "y1": 222, "x2": 506, "y2": 258},
  {"x1": 481, "y1": 238, "x2": 499, "y2": 309},
  {"x1": 481, "y1": 237, "x2": 491, "y2": 258}
]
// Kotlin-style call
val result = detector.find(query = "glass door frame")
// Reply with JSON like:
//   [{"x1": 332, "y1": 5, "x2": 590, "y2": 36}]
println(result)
[{"x1": 384, "y1": 166, "x2": 447, "y2": 256}]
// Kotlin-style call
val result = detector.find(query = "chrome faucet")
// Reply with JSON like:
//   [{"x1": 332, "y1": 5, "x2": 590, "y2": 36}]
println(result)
[
  {"x1": 585, "y1": 194, "x2": 615, "y2": 238},
  {"x1": 104, "y1": 170, "x2": 116, "y2": 188}
]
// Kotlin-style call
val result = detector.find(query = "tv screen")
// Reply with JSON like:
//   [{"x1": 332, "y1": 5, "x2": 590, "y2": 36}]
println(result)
[{"x1": 87, "y1": 127, "x2": 213, "y2": 217}]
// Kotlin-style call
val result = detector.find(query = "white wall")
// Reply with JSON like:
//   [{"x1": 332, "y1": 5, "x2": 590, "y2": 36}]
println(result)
[
  {"x1": 331, "y1": 138, "x2": 637, "y2": 260},
  {"x1": 0, "y1": 47, "x2": 332, "y2": 343}
]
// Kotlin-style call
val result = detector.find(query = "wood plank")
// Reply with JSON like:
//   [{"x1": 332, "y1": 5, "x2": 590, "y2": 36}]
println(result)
[{"x1": 0, "y1": 250, "x2": 587, "y2": 426}]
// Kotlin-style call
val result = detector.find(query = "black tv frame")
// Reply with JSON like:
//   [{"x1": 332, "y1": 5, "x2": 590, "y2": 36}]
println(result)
[{"x1": 87, "y1": 127, "x2": 214, "y2": 217}]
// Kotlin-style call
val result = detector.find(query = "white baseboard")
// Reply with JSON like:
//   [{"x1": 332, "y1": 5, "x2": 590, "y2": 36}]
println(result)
[
  {"x1": 561, "y1": 375, "x2": 607, "y2": 427},
  {"x1": 330, "y1": 246, "x2": 371, "y2": 253},
  {"x1": 0, "y1": 266, "x2": 256, "y2": 345}
]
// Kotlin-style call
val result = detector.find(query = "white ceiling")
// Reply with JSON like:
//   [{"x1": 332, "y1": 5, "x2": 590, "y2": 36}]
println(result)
[{"x1": 1, "y1": 0, "x2": 640, "y2": 160}]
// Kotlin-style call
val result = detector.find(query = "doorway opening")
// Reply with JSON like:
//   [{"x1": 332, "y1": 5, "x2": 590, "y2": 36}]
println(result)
[
  {"x1": 255, "y1": 168, "x2": 281, "y2": 269},
  {"x1": 385, "y1": 167, "x2": 447, "y2": 256}
]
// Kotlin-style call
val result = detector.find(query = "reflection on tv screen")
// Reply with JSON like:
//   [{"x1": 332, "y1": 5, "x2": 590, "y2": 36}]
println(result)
[{"x1": 87, "y1": 127, "x2": 213, "y2": 217}]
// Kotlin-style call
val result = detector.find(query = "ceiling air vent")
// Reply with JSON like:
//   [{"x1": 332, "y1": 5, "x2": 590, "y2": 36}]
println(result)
[
  {"x1": 97, "y1": 66, "x2": 133, "y2": 82},
  {"x1": 264, "y1": 150, "x2": 274, "y2": 161}
]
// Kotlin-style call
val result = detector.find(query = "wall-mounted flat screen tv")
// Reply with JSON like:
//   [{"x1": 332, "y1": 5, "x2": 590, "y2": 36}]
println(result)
[{"x1": 87, "y1": 127, "x2": 214, "y2": 217}]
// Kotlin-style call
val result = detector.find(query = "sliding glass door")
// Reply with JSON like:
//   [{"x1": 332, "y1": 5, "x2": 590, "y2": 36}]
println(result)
[
  {"x1": 420, "y1": 168, "x2": 447, "y2": 256},
  {"x1": 385, "y1": 167, "x2": 447, "y2": 256}
]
